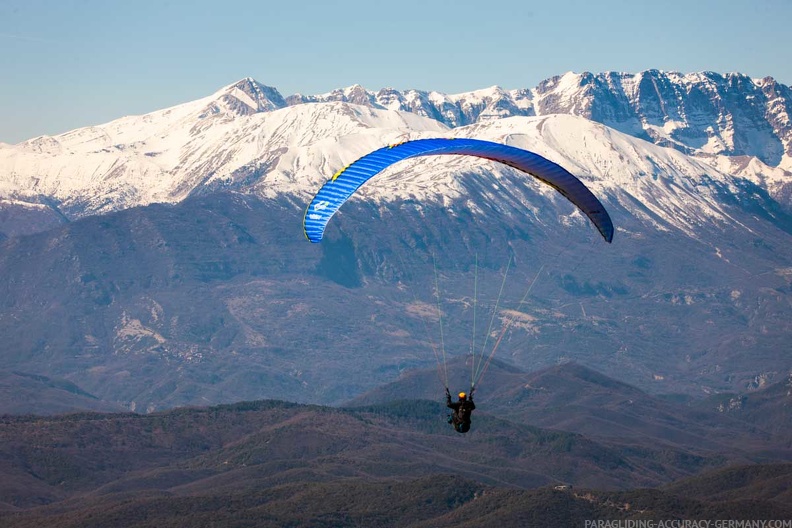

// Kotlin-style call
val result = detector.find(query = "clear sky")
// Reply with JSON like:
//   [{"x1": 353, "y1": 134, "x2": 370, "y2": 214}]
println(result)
[{"x1": 1, "y1": 0, "x2": 790, "y2": 144}]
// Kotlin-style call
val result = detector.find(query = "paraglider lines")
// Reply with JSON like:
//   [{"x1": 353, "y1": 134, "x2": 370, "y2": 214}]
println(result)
[
  {"x1": 472, "y1": 255, "x2": 513, "y2": 388},
  {"x1": 396, "y1": 253, "x2": 450, "y2": 391},
  {"x1": 433, "y1": 252, "x2": 450, "y2": 390},
  {"x1": 469, "y1": 253, "x2": 479, "y2": 390},
  {"x1": 474, "y1": 263, "x2": 546, "y2": 387}
]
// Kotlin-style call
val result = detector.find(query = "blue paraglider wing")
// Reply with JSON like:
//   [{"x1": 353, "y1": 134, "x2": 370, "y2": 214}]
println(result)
[{"x1": 303, "y1": 138, "x2": 613, "y2": 243}]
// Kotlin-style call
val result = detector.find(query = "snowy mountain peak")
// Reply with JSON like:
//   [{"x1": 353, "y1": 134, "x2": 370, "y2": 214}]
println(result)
[
  {"x1": 530, "y1": 70, "x2": 792, "y2": 176},
  {"x1": 338, "y1": 84, "x2": 377, "y2": 106},
  {"x1": 205, "y1": 78, "x2": 287, "y2": 117},
  {"x1": 286, "y1": 84, "x2": 380, "y2": 108}
]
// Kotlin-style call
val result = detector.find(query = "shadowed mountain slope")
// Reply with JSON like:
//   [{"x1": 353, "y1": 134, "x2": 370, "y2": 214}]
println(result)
[
  {"x1": 1, "y1": 397, "x2": 771, "y2": 516},
  {"x1": 0, "y1": 371, "x2": 124, "y2": 415},
  {"x1": 348, "y1": 360, "x2": 791, "y2": 458},
  {"x1": 695, "y1": 375, "x2": 792, "y2": 437},
  {"x1": 2, "y1": 462, "x2": 790, "y2": 527}
]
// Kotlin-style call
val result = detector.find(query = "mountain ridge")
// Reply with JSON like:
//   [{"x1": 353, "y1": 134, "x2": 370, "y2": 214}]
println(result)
[
  {"x1": 0, "y1": 395, "x2": 789, "y2": 526},
  {"x1": 1, "y1": 70, "x2": 790, "y2": 234},
  {"x1": 346, "y1": 360, "x2": 789, "y2": 457}
]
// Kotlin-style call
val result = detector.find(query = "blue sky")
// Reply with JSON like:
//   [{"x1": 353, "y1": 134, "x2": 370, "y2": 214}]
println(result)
[{"x1": 1, "y1": 0, "x2": 790, "y2": 144}]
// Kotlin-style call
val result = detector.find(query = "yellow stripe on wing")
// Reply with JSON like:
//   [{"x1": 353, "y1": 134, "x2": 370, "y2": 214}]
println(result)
[{"x1": 331, "y1": 164, "x2": 350, "y2": 181}]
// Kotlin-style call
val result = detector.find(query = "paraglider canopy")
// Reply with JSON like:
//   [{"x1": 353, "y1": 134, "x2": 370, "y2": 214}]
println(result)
[{"x1": 303, "y1": 137, "x2": 613, "y2": 244}]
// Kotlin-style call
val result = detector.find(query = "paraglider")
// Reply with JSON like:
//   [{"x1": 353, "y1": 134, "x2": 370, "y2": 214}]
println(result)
[
  {"x1": 446, "y1": 388, "x2": 476, "y2": 433},
  {"x1": 303, "y1": 137, "x2": 613, "y2": 244},
  {"x1": 303, "y1": 137, "x2": 614, "y2": 434}
]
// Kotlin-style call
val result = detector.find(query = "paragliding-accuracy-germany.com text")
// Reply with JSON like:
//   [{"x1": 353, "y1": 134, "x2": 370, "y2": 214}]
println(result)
[{"x1": 584, "y1": 520, "x2": 792, "y2": 528}]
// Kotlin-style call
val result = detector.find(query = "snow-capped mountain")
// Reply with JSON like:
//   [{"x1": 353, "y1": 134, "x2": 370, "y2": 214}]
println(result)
[
  {"x1": 287, "y1": 83, "x2": 535, "y2": 128},
  {"x1": 0, "y1": 78, "x2": 446, "y2": 219},
  {"x1": 1, "y1": 71, "x2": 790, "y2": 230}
]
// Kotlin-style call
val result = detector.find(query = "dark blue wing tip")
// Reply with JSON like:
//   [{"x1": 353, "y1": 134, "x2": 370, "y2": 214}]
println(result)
[
  {"x1": 603, "y1": 217, "x2": 615, "y2": 243},
  {"x1": 599, "y1": 223, "x2": 614, "y2": 243}
]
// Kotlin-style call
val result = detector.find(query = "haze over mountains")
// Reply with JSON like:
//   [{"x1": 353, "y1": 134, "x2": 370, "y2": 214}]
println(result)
[{"x1": 0, "y1": 70, "x2": 790, "y2": 416}]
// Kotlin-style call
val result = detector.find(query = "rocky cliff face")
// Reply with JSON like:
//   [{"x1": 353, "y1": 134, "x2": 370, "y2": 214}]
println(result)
[
  {"x1": 536, "y1": 71, "x2": 791, "y2": 169},
  {"x1": 279, "y1": 71, "x2": 792, "y2": 174}
]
